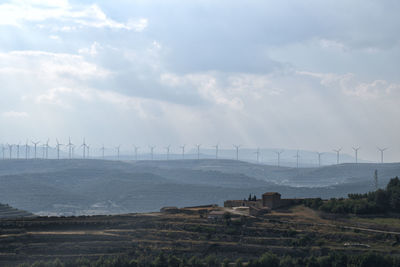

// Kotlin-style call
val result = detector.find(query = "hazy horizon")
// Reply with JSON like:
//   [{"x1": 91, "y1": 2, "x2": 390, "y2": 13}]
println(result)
[{"x1": 0, "y1": 0, "x2": 399, "y2": 162}]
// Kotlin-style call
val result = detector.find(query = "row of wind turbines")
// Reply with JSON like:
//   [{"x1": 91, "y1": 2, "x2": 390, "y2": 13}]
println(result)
[{"x1": 0, "y1": 139, "x2": 391, "y2": 166}]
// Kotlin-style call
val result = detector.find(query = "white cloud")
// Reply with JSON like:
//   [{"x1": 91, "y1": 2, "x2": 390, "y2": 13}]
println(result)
[
  {"x1": 2, "y1": 111, "x2": 29, "y2": 118},
  {"x1": 78, "y1": 42, "x2": 101, "y2": 56},
  {"x1": 318, "y1": 39, "x2": 346, "y2": 51},
  {"x1": 0, "y1": 0, "x2": 148, "y2": 31},
  {"x1": 49, "y1": 35, "x2": 60, "y2": 40},
  {"x1": 0, "y1": 50, "x2": 110, "y2": 80},
  {"x1": 297, "y1": 70, "x2": 400, "y2": 99},
  {"x1": 160, "y1": 72, "x2": 283, "y2": 109}
]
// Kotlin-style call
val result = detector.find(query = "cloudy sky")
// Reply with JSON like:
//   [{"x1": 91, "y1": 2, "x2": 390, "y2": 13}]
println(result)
[{"x1": 0, "y1": 0, "x2": 399, "y2": 161}]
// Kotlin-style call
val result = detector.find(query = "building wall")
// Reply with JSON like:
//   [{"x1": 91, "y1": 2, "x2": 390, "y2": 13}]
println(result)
[
  {"x1": 262, "y1": 194, "x2": 281, "y2": 209},
  {"x1": 224, "y1": 199, "x2": 263, "y2": 208}
]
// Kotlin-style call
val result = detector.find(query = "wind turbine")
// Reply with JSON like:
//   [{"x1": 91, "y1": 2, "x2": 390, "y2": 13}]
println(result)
[
  {"x1": 7, "y1": 144, "x2": 12, "y2": 159},
  {"x1": 16, "y1": 143, "x2": 20, "y2": 159},
  {"x1": 56, "y1": 139, "x2": 63, "y2": 160},
  {"x1": 71, "y1": 144, "x2": 75, "y2": 159},
  {"x1": 196, "y1": 144, "x2": 201, "y2": 160},
  {"x1": 86, "y1": 144, "x2": 90, "y2": 158},
  {"x1": 45, "y1": 139, "x2": 50, "y2": 159},
  {"x1": 213, "y1": 144, "x2": 219, "y2": 159},
  {"x1": 377, "y1": 147, "x2": 388, "y2": 164},
  {"x1": 275, "y1": 150, "x2": 284, "y2": 167},
  {"x1": 116, "y1": 145, "x2": 121, "y2": 160},
  {"x1": 294, "y1": 150, "x2": 300, "y2": 169},
  {"x1": 254, "y1": 147, "x2": 260, "y2": 163},
  {"x1": 81, "y1": 138, "x2": 87, "y2": 159},
  {"x1": 101, "y1": 144, "x2": 105, "y2": 159},
  {"x1": 352, "y1": 146, "x2": 360, "y2": 164},
  {"x1": 41, "y1": 143, "x2": 46, "y2": 159},
  {"x1": 333, "y1": 148, "x2": 342, "y2": 165},
  {"x1": 25, "y1": 140, "x2": 30, "y2": 160},
  {"x1": 133, "y1": 146, "x2": 139, "y2": 161},
  {"x1": 149, "y1": 146, "x2": 155, "y2": 160},
  {"x1": 1, "y1": 145, "x2": 5, "y2": 160},
  {"x1": 67, "y1": 138, "x2": 73, "y2": 159},
  {"x1": 180, "y1": 145, "x2": 185, "y2": 159},
  {"x1": 233, "y1": 144, "x2": 240, "y2": 161},
  {"x1": 316, "y1": 152, "x2": 324, "y2": 167},
  {"x1": 165, "y1": 145, "x2": 171, "y2": 160},
  {"x1": 31, "y1": 140, "x2": 40, "y2": 159}
]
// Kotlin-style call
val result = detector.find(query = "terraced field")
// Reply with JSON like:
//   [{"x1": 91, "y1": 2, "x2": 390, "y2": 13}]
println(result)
[
  {"x1": 0, "y1": 205, "x2": 399, "y2": 266},
  {"x1": 0, "y1": 204, "x2": 34, "y2": 219}
]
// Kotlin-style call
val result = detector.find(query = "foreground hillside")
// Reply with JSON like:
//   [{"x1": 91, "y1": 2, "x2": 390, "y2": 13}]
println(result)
[
  {"x1": 0, "y1": 159, "x2": 398, "y2": 215},
  {"x1": 0, "y1": 203, "x2": 33, "y2": 219},
  {"x1": 1, "y1": 205, "x2": 400, "y2": 266}
]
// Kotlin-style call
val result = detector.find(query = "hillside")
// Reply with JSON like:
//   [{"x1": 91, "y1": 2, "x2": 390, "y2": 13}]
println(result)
[
  {"x1": 1, "y1": 205, "x2": 400, "y2": 266},
  {"x1": 0, "y1": 159, "x2": 398, "y2": 215},
  {"x1": 0, "y1": 203, "x2": 34, "y2": 219}
]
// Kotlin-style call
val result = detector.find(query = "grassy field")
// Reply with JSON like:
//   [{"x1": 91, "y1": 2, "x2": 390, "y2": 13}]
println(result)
[
  {"x1": 0, "y1": 205, "x2": 399, "y2": 266},
  {"x1": 348, "y1": 216, "x2": 400, "y2": 231}
]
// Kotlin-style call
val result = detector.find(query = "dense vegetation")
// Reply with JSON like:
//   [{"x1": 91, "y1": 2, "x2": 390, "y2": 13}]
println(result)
[
  {"x1": 303, "y1": 177, "x2": 400, "y2": 214},
  {"x1": 17, "y1": 251, "x2": 400, "y2": 267}
]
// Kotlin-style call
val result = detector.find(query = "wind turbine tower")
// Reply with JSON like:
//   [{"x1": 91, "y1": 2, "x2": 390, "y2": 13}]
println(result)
[
  {"x1": 317, "y1": 152, "x2": 324, "y2": 167},
  {"x1": 101, "y1": 144, "x2": 105, "y2": 159},
  {"x1": 165, "y1": 145, "x2": 171, "y2": 160},
  {"x1": 1, "y1": 145, "x2": 4, "y2": 160},
  {"x1": 377, "y1": 147, "x2": 388, "y2": 164},
  {"x1": 87, "y1": 145, "x2": 91, "y2": 158},
  {"x1": 233, "y1": 145, "x2": 240, "y2": 161},
  {"x1": 25, "y1": 140, "x2": 30, "y2": 160},
  {"x1": 213, "y1": 144, "x2": 219, "y2": 159},
  {"x1": 255, "y1": 148, "x2": 260, "y2": 163},
  {"x1": 56, "y1": 139, "x2": 63, "y2": 160},
  {"x1": 275, "y1": 150, "x2": 284, "y2": 167},
  {"x1": 7, "y1": 144, "x2": 12, "y2": 159},
  {"x1": 149, "y1": 146, "x2": 155, "y2": 160},
  {"x1": 81, "y1": 138, "x2": 87, "y2": 159},
  {"x1": 134, "y1": 146, "x2": 139, "y2": 161},
  {"x1": 352, "y1": 146, "x2": 360, "y2": 164},
  {"x1": 16, "y1": 143, "x2": 20, "y2": 159},
  {"x1": 71, "y1": 145, "x2": 75, "y2": 159},
  {"x1": 294, "y1": 150, "x2": 300, "y2": 169},
  {"x1": 196, "y1": 144, "x2": 201, "y2": 160},
  {"x1": 333, "y1": 148, "x2": 342, "y2": 165},
  {"x1": 41, "y1": 143, "x2": 45, "y2": 159},
  {"x1": 180, "y1": 145, "x2": 185, "y2": 160},
  {"x1": 32, "y1": 141, "x2": 40, "y2": 159},
  {"x1": 116, "y1": 145, "x2": 121, "y2": 160},
  {"x1": 45, "y1": 139, "x2": 50, "y2": 159},
  {"x1": 67, "y1": 138, "x2": 73, "y2": 159}
]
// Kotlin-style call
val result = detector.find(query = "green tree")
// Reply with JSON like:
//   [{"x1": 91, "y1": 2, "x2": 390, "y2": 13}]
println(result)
[
  {"x1": 257, "y1": 252, "x2": 279, "y2": 267},
  {"x1": 167, "y1": 255, "x2": 182, "y2": 267},
  {"x1": 205, "y1": 254, "x2": 218, "y2": 267},
  {"x1": 153, "y1": 253, "x2": 168, "y2": 267}
]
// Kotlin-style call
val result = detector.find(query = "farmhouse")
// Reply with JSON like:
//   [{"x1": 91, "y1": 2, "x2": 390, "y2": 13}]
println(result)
[{"x1": 224, "y1": 192, "x2": 295, "y2": 210}]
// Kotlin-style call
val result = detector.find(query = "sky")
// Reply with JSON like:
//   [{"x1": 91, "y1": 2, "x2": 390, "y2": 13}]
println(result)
[{"x1": 0, "y1": 0, "x2": 399, "y2": 162}]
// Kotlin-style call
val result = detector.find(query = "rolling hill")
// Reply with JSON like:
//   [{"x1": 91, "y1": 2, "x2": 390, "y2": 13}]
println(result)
[{"x1": 0, "y1": 159, "x2": 398, "y2": 216}]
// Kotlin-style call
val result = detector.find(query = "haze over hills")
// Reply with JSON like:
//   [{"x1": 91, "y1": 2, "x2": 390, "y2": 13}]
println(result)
[
  {"x1": 1, "y1": 144, "x2": 372, "y2": 167},
  {"x1": 0, "y1": 159, "x2": 398, "y2": 216}
]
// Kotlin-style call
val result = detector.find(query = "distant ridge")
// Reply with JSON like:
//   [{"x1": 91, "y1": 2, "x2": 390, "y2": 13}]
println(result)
[{"x1": 0, "y1": 203, "x2": 35, "y2": 219}]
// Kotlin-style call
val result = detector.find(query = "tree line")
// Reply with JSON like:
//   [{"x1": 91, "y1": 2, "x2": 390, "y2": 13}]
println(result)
[
  {"x1": 17, "y1": 251, "x2": 400, "y2": 267},
  {"x1": 303, "y1": 176, "x2": 400, "y2": 214}
]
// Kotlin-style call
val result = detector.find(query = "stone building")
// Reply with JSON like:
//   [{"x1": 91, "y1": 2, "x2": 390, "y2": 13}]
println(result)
[
  {"x1": 262, "y1": 192, "x2": 282, "y2": 209},
  {"x1": 224, "y1": 192, "x2": 292, "y2": 210}
]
